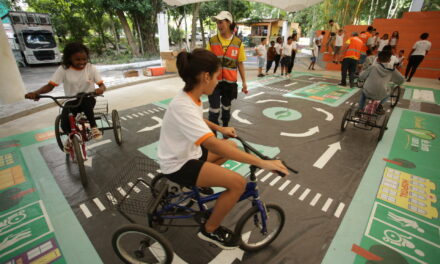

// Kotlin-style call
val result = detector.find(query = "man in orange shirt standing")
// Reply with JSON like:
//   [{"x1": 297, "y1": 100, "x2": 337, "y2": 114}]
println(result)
[{"x1": 339, "y1": 32, "x2": 363, "y2": 88}]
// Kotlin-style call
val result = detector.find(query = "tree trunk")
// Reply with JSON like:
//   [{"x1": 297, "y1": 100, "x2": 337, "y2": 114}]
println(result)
[
  {"x1": 190, "y1": 3, "x2": 201, "y2": 50},
  {"x1": 115, "y1": 10, "x2": 140, "y2": 57},
  {"x1": 184, "y1": 7, "x2": 189, "y2": 50},
  {"x1": 110, "y1": 15, "x2": 120, "y2": 55},
  {"x1": 199, "y1": 16, "x2": 206, "y2": 48}
]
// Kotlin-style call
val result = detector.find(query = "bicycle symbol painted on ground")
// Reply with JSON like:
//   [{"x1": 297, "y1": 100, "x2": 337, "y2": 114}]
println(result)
[
  {"x1": 0, "y1": 210, "x2": 27, "y2": 234},
  {"x1": 383, "y1": 229, "x2": 425, "y2": 257}
]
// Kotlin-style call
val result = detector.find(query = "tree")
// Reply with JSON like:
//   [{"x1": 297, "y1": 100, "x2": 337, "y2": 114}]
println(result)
[{"x1": 190, "y1": 3, "x2": 200, "y2": 50}]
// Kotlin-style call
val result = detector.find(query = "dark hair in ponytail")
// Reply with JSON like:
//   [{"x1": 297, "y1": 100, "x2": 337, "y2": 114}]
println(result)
[{"x1": 176, "y1": 49, "x2": 221, "y2": 92}]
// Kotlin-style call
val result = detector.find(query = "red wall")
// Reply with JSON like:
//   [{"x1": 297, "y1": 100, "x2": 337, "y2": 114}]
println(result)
[{"x1": 316, "y1": 11, "x2": 440, "y2": 79}]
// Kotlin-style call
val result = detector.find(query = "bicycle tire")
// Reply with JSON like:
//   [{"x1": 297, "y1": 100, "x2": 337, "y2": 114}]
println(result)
[
  {"x1": 112, "y1": 110, "x2": 122, "y2": 145},
  {"x1": 55, "y1": 114, "x2": 68, "y2": 152},
  {"x1": 390, "y1": 86, "x2": 400, "y2": 108},
  {"x1": 112, "y1": 224, "x2": 173, "y2": 264},
  {"x1": 72, "y1": 136, "x2": 87, "y2": 187},
  {"x1": 340, "y1": 108, "x2": 352, "y2": 132},
  {"x1": 234, "y1": 204, "x2": 285, "y2": 252},
  {"x1": 378, "y1": 114, "x2": 389, "y2": 142}
]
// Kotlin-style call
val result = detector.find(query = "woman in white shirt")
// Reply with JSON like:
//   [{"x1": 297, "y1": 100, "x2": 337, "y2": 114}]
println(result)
[
  {"x1": 389, "y1": 31, "x2": 399, "y2": 51},
  {"x1": 377, "y1": 34, "x2": 389, "y2": 52},
  {"x1": 158, "y1": 48, "x2": 288, "y2": 249},
  {"x1": 406, "y1": 33, "x2": 431, "y2": 82}
]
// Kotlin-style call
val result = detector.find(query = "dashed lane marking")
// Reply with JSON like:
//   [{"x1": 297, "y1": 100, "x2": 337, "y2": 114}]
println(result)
[
  {"x1": 321, "y1": 198, "x2": 333, "y2": 212},
  {"x1": 270, "y1": 176, "x2": 282, "y2": 186},
  {"x1": 289, "y1": 184, "x2": 300, "y2": 196},
  {"x1": 106, "y1": 192, "x2": 118, "y2": 205},
  {"x1": 299, "y1": 188, "x2": 311, "y2": 201},
  {"x1": 138, "y1": 112, "x2": 144, "y2": 116},
  {"x1": 310, "y1": 193, "x2": 321, "y2": 206},
  {"x1": 148, "y1": 173, "x2": 155, "y2": 179},
  {"x1": 334, "y1": 202, "x2": 345, "y2": 218},
  {"x1": 126, "y1": 115, "x2": 133, "y2": 119},
  {"x1": 128, "y1": 182, "x2": 141, "y2": 193},
  {"x1": 93, "y1": 198, "x2": 106, "y2": 211},
  {"x1": 80, "y1": 204, "x2": 92, "y2": 218},
  {"x1": 278, "y1": 180, "x2": 291, "y2": 191},
  {"x1": 121, "y1": 117, "x2": 127, "y2": 121},
  {"x1": 132, "y1": 113, "x2": 139, "y2": 118},
  {"x1": 260, "y1": 172, "x2": 273, "y2": 182}
]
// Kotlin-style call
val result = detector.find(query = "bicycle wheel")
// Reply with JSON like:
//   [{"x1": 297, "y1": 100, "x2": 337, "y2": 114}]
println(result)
[
  {"x1": 234, "y1": 204, "x2": 285, "y2": 252},
  {"x1": 72, "y1": 136, "x2": 87, "y2": 187},
  {"x1": 112, "y1": 110, "x2": 122, "y2": 145},
  {"x1": 340, "y1": 108, "x2": 352, "y2": 132},
  {"x1": 55, "y1": 114, "x2": 68, "y2": 152},
  {"x1": 390, "y1": 86, "x2": 400, "y2": 108},
  {"x1": 378, "y1": 114, "x2": 389, "y2": 142},
  {"x1": 112, "y1": 224, "x2": 173, "y2": 264}
]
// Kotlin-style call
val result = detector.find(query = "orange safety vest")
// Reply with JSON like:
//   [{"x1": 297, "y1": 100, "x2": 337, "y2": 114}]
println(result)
[
  {"x1": 209, "y1": 35, "x2": 242, "y2": 83},
  {"x1": 359, "y1": 32, "x2": 371, "y2": 53},
  {"x1": 344, "y1": 36, "x2": 363, "y2": 60}
]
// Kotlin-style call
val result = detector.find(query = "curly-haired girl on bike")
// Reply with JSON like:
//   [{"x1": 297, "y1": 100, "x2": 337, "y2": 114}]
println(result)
[
  {"x1": 25, "y1": 42, "x2": 106, "y2": 149},
  {"x1": 157, "y1": 48, "x2": 288, "y2": 249}
]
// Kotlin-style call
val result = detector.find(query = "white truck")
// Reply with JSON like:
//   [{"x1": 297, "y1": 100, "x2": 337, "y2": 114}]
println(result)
[{"x1": 1, "y1": 11, "x2": 61, "y2": 65}]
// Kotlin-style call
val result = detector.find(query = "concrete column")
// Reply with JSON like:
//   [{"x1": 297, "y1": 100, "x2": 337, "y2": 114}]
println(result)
[
  {"x1": 409, "y1": 0, "x2": 424, "y2": 11},
  {"x1": 157, "y1": 12, "x2": 170, "y2": 52},
  {"x1": 0, "y1": 23, "x2": 26, "y2": 105},
  {"x1": 282, "y1": 20, "x2": 289, "y2": 45}
]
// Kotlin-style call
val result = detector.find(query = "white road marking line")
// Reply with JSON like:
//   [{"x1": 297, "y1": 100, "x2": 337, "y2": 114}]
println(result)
[
  {"x1": 132, "y1": 113, "x2": 139, "y2": 118},
  {"x1": 108, "y1": 120, "x2": 113, "y2": 123},
  {"x1": 156, "y1": 169, "x2": 161, "y2": 173},
  {"x1": 255, "y1": 169, "x2": 264, "y2": 177},
  {"x1": 106, "y1": 192, "x2": 118, "y2": 205},
  {"x1": 117, "y1": 187, "x2": 127, "y2": 197},
  {"x1": 87, "y1": 139, "x2": 111, "y2": 149},
  {"x1": 143, "y1": 111, "x2": 150, "y2": 115},
  {"x1": 260, "y1": 172, "x2": 273, "y2": 182},
  {"x1": 289, "y1": 184, "x2": 300, "y2": 196},
  {"x1": 387, "y1": 109, "x2": 390, "y2": 113},
  {"x1": 299, "y1": 188, "x2": 311, "y2": 201},
  {"x1": 121, "y1": 117, "x2": 127, "y2": 121},
  {"x1": 126, "y1": 115, "x2": 133, "y2": 119},
  {"x1": 138, "y1": 112, "x2": 144, "y2": 116},
  {"x1": 321, "y1": 198, "x2": 333, "y2": 212},
  {"x1": 334, "y1": 203, "x2": 346, "y2": 218},
  {"x1": 310, "y1": 193, "x2": 322, "y2": 206},
  {"x1": 278, "y1": 180, "x2": 291, "y2": 191},
  {"x1": 128, "y1": 182, "x2": 141, "y2": 193},
  {"x1": 148, "y1": 110, "x2": 155, "y2": 114},
  {"x1": 79, "y1": 204, "x2": 92, "y2": 218},
  {"x1": 270, "y1": 176, "x2": 282, "y2": 186},
  {"x1": 153, "y1": 108, "x2": 160, "y2": 112},
  {"x1": 148, "y1": 173, "x2": 155, "y2": 179},
  {"x1": 93, "y1": 198, "x2": 106, "y2": 211},
  {"x1": 244, "y1": 92, "x2": 265, "y2": 99}
]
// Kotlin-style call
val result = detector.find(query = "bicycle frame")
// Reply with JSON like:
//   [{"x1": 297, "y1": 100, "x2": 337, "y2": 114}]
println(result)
[{"x1": 66, "y1": 112, "x2": 89, "y2": 161}]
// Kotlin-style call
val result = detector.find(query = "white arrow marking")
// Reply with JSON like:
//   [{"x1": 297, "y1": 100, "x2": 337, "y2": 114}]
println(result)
[
  {"x1": 208, "y1": 232, "x2": 250, "y2": 263},
  {"x1": 313, "y1": 107, "x2": 334, "y2": 121},
  {"x1": 280, "y1": 126, "x2": 319, "y2": 137},
  {"x1": 308, "y1": 77, "x2": 325, "y2": 81},
  {"x1": 137, "y1": 116, "x2": 162, "y2": 132},
  {"x1": 256, "y1": 99, "x2": 288, "y2": 104},
  {"x1": 313, "y1": 142, "x2": 341, "y2": 169},
  {"x1": 84, "y1": 156, "x2": 93, "y2": 167},
  {"x1": 244, "y1": 92, "x2": 264, "y2": 99},
  {"x1": 284, "y1": 82, "x2": 297, "y2": 87},
  {"x1": 232, "y1": 110, "x2": 252, "y2": 124},
  {"x1": 87, "y1": 139, "x2": 111, "y2": 150}
]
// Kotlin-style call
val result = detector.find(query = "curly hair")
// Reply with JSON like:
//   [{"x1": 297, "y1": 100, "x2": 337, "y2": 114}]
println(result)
[{"x1": 61, "y1": 42, "x2": 89, "y2": 69}]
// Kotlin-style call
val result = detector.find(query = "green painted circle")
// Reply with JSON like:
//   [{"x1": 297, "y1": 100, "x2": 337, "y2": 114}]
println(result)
[{"x1": 262, "y1": 107, "x2": 302, "y2": 121}]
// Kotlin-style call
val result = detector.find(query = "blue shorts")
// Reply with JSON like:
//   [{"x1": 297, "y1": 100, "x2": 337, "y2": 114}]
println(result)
[
  {"x1": 258, "y1": 57, "x2": 265, "y2": 68},
  {"x1": 310, "y1": 56, "x2": 317, "y2": 63}
]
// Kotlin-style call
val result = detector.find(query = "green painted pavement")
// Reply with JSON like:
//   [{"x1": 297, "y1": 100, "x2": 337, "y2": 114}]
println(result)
[{"x1": 403, "y1": 85, "x2": 440, "y2": 105}]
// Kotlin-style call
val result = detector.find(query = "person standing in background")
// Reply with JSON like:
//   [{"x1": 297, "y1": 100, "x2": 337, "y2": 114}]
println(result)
[
  {"x1": 325, "y1": 19, "x2": 340, "y2": 53},
  {"x1": 266, "y1": 40, "x2": 277, "y2": 75},
  {"x1": 339, "y1": 32, "x2": 363, "y2": 88},
  {"x1": 390, "y1": 31, "x2": 399, "y2": 52},
  {"x1": 206, "y1": 11, "x2": 248, "y2": 128},
  {"x1": 287, "y1": 33, "x2": 298, "y2": 75},
  {"x1": 255, "y1": 38, "x2": 267, "y2": 77},
  {"x1": 273, "y1": 37, "x2": 283, "y2": 74},
  {"x1": 406, "y1": 33, "x2": 431, "y2": 82}
]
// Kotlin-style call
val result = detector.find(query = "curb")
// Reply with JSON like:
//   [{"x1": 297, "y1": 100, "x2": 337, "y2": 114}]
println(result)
[{"x1": 0, "y1": 73, "x2": 178, "y2": 125}]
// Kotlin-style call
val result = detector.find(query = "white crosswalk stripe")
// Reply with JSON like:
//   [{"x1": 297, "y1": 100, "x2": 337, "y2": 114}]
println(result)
[{"x1": 334, "y1": 203, "x2": 345, "y2": 218}]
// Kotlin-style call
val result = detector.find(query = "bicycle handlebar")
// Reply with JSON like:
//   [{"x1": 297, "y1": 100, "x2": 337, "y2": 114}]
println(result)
[
  {"x1": 36, "y1": 92, "x2": 98, "y2": 109},
  {"x1": 234, "y1": 136, "x2": 298, "y2": 176}
]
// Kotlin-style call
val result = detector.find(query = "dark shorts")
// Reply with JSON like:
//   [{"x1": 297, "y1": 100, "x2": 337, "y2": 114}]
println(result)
[
  {"x1": 281, "y1": 56, "x2": 291, "y2": 67},
  {"x1": 359, "y1": 54, "x2": 367, "y2": 64},
  {"x1": 164, "y1": 147, "x2": 208, "y2": 186},
  {"x1": 310, "y1": 56, "x2": 317, "y2": 63}
]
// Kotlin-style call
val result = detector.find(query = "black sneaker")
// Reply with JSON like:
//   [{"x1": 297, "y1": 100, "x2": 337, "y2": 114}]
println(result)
[
  {"x1": 338, "y1": 82, "x2": 347, "y2": 87},
  {"x1": 198, "y1": 225, "x2": 238, "y2": 250},
  {"x1": 375, "y1": 104, "x2": 385, "y2": 115}
]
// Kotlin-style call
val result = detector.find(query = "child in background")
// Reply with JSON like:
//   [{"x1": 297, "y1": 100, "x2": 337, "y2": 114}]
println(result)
[
  {"x1": 362, "y1": 49, "x2": 375, "y2": 70},
  {"x1": 373, "y1": 32, "x2": 380, "y2": 51},
  {"x1": 367, "y1": 28, "x2": 376, "y2": 50},
  {"x1": 25, "y1": 42, "x2": 106, "y2": 149},
  {"x1": 309, "y1": 39, "x2": 319, "y2": 70},
  {"x1": 255, "y1": 38, "x2": 267, "y2": 77},
  {"x1": 280, "y1": 37, "x2": 294, "y2": 77},
  {"x1": 357, "y1": 50, "x2": 405, "y2": 115},
  {"x1": 377, "y1": 34, "x2": 389, "y2": 52},
  {"x1": 390, "y1": 31, "x2": 399, "y2": 51},
  {"x1": 266, "y1": 41, "x2": 276, "y2": 74},
  {"x1": 395, "y1": 50, "x2": 405, "y2": 69},
  {"x1": 273, "y1": 37, "x2": 283, "y2": 74},
  {"x1": 333, "y1": 29, "x2": 344, "y2": 63},
  {"x1": 317, "y1": 31, "x2": 325, "y2": 51}
]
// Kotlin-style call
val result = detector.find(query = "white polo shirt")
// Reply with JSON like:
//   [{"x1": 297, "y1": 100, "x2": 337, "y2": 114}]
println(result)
[
  {"x1": 158, "y1": 91, "x2": 215, "y2": 174},
  {"x1": 49, "y1": 63, "x2": 103, "y2": 96},
  {"x1": 412, "y1": 40, "x2": 432, "y2": 56}
]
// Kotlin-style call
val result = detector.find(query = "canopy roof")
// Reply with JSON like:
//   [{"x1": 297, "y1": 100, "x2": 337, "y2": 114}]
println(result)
[{"x1": 163, "y1": 0, "x2": 322, "y2": 12}]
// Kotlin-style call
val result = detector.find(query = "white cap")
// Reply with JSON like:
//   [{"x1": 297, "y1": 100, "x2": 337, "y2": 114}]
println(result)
[{"x1": 212, "y1": 11, "x2": 233, "y2": 23}]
